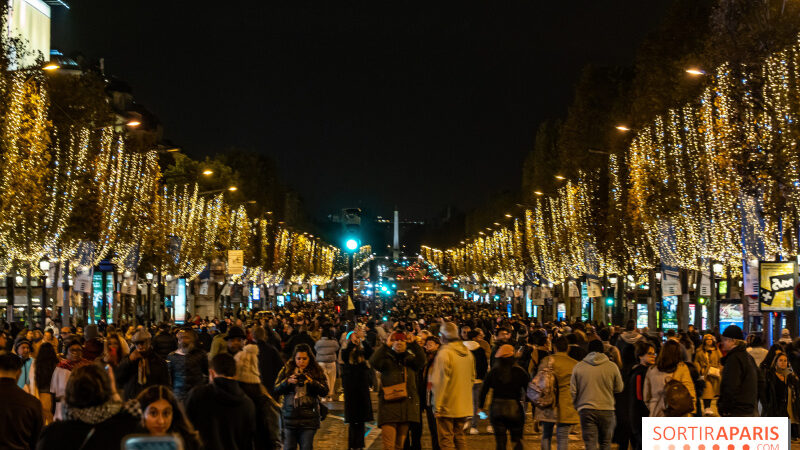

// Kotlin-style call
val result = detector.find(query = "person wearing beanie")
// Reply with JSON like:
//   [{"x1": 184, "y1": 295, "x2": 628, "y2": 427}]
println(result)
[
  {"x1": 235, "y1": 344, "x2": 281, "y2": 450},
  {"x1": 719, "y1": 325, "x2": 761, "y2": 417},
  {"x1": 13, "y1": 338, "x2": 32, "y2": 390},
  {"x1": 478, "y1": 344, "x2": 529, "y2": 449},
  {"x1": 167, "y1": 329, "x2": 208, "y2": 403},
  {"x1": 115, "y1": 327, "x2": 169, "y2": 400},
  {"x1": 429, "y1": 321, "x2": 476, "y2": 448}
]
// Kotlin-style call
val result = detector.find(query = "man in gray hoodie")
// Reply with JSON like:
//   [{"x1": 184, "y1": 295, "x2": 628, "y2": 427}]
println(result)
[{"x1": 570, "y1": 339, "x2": 623, "y2": 450}]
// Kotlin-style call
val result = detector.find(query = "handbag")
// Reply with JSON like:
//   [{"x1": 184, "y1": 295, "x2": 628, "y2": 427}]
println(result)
[{"x1": 382, "y1": 366, "x2": 408, "y2": 401}]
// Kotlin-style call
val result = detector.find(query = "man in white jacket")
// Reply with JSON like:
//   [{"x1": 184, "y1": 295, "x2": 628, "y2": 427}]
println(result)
[{"x1": 429, "y1": 322, "x2": 476, "y2": 450}]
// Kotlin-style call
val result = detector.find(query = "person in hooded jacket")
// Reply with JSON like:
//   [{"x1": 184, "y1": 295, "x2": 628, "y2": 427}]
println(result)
[
  {"x1": 627, "y1": 341, "x2": 656, "y2": 450},
  {"x1": 465, "y1": 330, "x2": 488, "y2": 435},
  {"x1": 694, "y1": 333, "x2": 722, "y2": 415},
  {"x1": 274, "y1": 343, "x2": 329, "y2": 450},
  {"x1": 615, "y1": 320, "x2": 643, "y2": 358},
  {"x1": 185, "y1": 353, "x2": 256, "y2": 450},
  {"x1": 429, "y1": 322, "x2": 476, "y2": 449},
  {"x1": 369, "y1": 331, "x2": 426, "y2": 450},
  {"x1": 570, "y1": 339, "x2": 624, "y2": 450},
  {"x1": 478, "y1": 344, "x2": 529, "y2": 450}
]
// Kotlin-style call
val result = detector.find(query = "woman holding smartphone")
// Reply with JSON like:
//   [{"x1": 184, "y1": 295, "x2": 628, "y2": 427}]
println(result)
[{"x1": 274, "y1": 343, "x2": 329, "y2": 450}]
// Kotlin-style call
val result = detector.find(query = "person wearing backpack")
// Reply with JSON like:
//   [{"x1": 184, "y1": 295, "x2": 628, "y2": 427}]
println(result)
[
  {"x1": 643, "y1": 340, "x2": 697, "y2": 417},
  {"x1": 534, "y1": 336, "x2": 579, "y2": 450},
  {"x1": 478, "y1": 345, "x2": 529, "y2": 450},
  {"x1": 570, "y1": 339, "x2": 624, "y2": 450}
]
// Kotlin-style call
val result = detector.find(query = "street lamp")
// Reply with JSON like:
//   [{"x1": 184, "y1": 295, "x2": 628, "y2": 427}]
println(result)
[
  {"x1": 686, "y1": 68, "x2": 706, "y2": 76},
  {"x1": 39, "y1": 258, "x2": 50, "y2": 328},
  {"x1": 126, "y1": 120, "x2": 141, "y2": 127},
  {"x1": 534, "y1": 190, "x2": 544, "y2": 196},
  {"x1": 42, "y1": 63, "x2": 59, "y2": 71},
  {"x1": 615, "y1": 125, "x2": 631, "y2": 132},
  {"x1": 202, "y1": 169, "x2": 213, "y2": 176},
  {"x1": 145, "y1": 272, "x2": 154, "y2": 325},
  {"x1": 554, "y1": 175, "x2": 566, "y2": 180}
]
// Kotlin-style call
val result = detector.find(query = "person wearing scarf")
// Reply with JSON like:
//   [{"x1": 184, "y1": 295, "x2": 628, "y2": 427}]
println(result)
[
  {"x1": 51, "y1": 339, "x2": 91, "y2": 421},
  {"x1": 115, "y1": 329, "x2": 170, "y2": 400},
  {"x1": 37, "y1": 364, "x2": 142, "y2": 450}
]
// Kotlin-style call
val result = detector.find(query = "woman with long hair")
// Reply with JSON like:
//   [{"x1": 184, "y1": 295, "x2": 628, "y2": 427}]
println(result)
[
  {"x1": 274, "y1": 343, "x2": 329, "y2": 450},
  {"x1": 103, "y1": 333, "x2": 130, "y2": 368},
  {"x1": 694, "y1": 334, "x2": 722, "y2": 415},
  {"x1": 137, "y1": 385, "x2": 202, "y2": 450},
  {"x1": 643, "y1": 340, "x2": 697, "y2": 417},
  {"x1": 31, "y1": 342, "x2": 59, "y2": 424}
]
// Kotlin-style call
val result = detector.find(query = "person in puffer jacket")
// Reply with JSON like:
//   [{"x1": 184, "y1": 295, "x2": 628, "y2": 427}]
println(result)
[
  {"x1": 274, "y1": 343, "x2": 329, "y2": 450},
  {"x1": 314, "y1": 328, "x2": 340, "y2": 402}
]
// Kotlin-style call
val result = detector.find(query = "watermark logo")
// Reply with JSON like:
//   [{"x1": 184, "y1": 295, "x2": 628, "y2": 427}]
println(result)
[{"x1": 642, "y1": 417, "x2": 789, "y2": 450}]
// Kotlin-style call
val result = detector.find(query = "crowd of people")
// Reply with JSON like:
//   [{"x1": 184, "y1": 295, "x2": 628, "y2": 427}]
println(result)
[{"x1": 0, "y1": 294, "x2": 795, "y2": 450}]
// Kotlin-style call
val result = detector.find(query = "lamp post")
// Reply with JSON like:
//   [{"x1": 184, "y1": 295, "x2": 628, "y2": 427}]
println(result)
[
  {"x1": 39, "y1": 259, "x2": 50, "y2": 329},
  {"x1": 145, "y1": 272, "x2": 153, "y2": 325},
  {"x1": 345, "y1": 239, "x2": 359, "y2": 316}
]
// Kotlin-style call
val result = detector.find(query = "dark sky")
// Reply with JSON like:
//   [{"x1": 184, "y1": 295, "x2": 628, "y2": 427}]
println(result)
[{"x1": 52, "y1": 1, "x2": 672, "y2": 220}]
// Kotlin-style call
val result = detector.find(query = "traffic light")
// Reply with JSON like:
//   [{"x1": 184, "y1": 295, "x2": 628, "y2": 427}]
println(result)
[
  {"x1": 605, "y1": 297, "x2": 614, "y2": 306},
  {"x1": 698, "y1": 297, "x2": 707, "y2": 305},
  {"x1": 345, "y1": 239, "x2": 359, "y2": 251}
]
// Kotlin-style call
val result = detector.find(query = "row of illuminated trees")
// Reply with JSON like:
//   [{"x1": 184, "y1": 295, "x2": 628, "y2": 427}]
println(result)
[
  {"x1": 0, "y1": 66, "x2": 359, "y2": 289},
  {"x1": 424, "y1": 33, "x2": 800, "y2": 287}
]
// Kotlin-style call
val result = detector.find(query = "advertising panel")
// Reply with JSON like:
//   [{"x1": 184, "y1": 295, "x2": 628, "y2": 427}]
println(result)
[
  {"x1": 174, "y1": 278, "x2": 186, "y2": 324},
  {"x1": 759, "y1": 261, "x2": 797, "y2": 311},
  {"x1": 719, "y1": 302, "x2": 744, "y2": 332}
]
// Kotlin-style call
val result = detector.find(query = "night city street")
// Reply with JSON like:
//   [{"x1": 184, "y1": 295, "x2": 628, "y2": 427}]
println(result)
[{"x1": 4, "y1": 1, "x2": 800, "y2": 450}]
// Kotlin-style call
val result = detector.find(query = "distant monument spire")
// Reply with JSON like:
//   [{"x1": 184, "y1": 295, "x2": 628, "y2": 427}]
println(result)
[{"x1": 393, "y1": 208, "x2": 400, "y2": 259}]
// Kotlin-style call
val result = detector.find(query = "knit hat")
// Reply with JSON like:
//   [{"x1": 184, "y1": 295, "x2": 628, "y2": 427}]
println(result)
[
  {"x1": 131, "y1": 329, "x2": 152, "y2": 343},
  {"x1": 494, "y1": 344, "x2": 515, "y2": 359},
  {"x1": 722, "y1": 325, "x2": 744, "y2": 341},
  {"x1": 14, "y1": 338, "x2": 31, "y2": 354},
  {"x1": 439, "y1": 322, "x2": 460, "y2": 341},
  {"x1": 84, "y1": 324, "x2": 99, "y2": 341},
  {"x1": 234, "y1": 344, "x2": 261, "y2": 384}
]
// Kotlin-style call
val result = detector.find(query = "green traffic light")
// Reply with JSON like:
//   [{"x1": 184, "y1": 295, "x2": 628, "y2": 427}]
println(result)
[
  {"x1": 605, "y1": 297, "x2": 614, "y2": 306},
  {"x1": 345, "y1": 239, "x2": 358, "y2": 251},
  {"x1": 698, "y1": 297, "x2": 707, "y2": 305}
]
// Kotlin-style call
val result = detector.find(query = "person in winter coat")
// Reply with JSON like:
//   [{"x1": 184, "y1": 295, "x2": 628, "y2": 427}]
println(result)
[
  {"x1": 274, "y1": 343, "x2": 329, "y2": 450},
  {"x1": 465, "y1": 330, "x2": 488, "y2": 435},
  {"x1": 747, "y1": 334, "x2": 769, "y2": 367},
  {"x1": 341, "y1": 334, "x2": 374, "y2": 450},
  {"x1": 422, "y1": 336, "x2": 442, "y2": 450},
  {"x1": 137, "y1": 385, "x2": 202, "y2": 450},
  {"x1": 719, "y1": 325, "x2": 761, "y2": 417},
  {"x1": 536, "y1": 336, "x2": 580, "y2": 450},
  {"x1": 429, "y1": 321, "x2": 476, "y2": 449},
  {"x1": 694, "y1": 334, "x2": 722, "y2": 415},
  {"x1": 254, "y1": 326, "x2": 284, "y2": 398},
  {"x1": 643, "y1": 340, "x2": 696, "y2": 417},
  {"x1": 0, "y1": 353, "x2": 42, "y2": 450},
  {"x1": 152, "y1": 325, "x2": 177, "y2": 361},
  {"x1": 167, "y1": 328, "x2": 208, "y2": 403},
  {"x1": 115, "y1": 329, "x2": 170, "y2": 401},
  {"x1": 236, "y1": 344, "x2": 282, "y2": 450},
  {"x1": 314, "y1": 328, "x2": 340, "y2": 402},
  {"x1": 615, "y1": 320, "x2": 643, "y2": 358},
  {"x1": 13, "y1": 338, "x2": 33, "y2": 389},
  {"x1": 186, "y1": 353, "x2": 256, "y2": 450},
  {"x1": 284, "y1": 325, "x2": 316, "y2": 361},
  {"x1": 37, "y1": 364, "x2": 142, "y2": 450},
  {"x1": 626, "y1": 341, "x2": 655, "y2": 450},
  {"x1": 478, "y1": 345, "x2": 529, "y2": 450},
  {"x1": 762, "y1": 352, "x2": 800, "y2": 424},
  {"x1": 369, "y1": 330, "x2": 427, "y2": 450},
  {"x1": 50, "y1": 339, "x2": 91, "y2": 421},
  {"x1": 570, "y1": 339, "x2": 624, "y2": 450}
]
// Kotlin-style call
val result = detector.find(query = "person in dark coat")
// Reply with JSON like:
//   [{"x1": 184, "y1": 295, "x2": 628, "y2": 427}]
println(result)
[
  {"x1": 762, "y1": 352, "x2": 800, "y2": 421},
  {"x1": 115, "y1": 329, "x2": 170, "y2": 401},
  {"x1": 719, "y1": 325, "x2": 761, "y2": 417},
  {"x1": 274, "y1": 343, "x2": 329, "y2": 450},
  {"x1": 341, "y1": 332, "x2": 374, "y2": 450},
  {"x1": 0, "y1": 353, "x2": 42, "y2": 450},
  {"x1": 37, "y1": 364, "x2": 142, "y2": 450},
  {"x1": 369, "y1": 331, "x2": 426, "y2": 450},
  {"x1": 283, "y1": 325, "x2": 316, "y2": 360},
  {"x1": 254, "y1": 326, "x2": 284, "y2": 397},
  {"x1": 167, "y1": 328, "x2": 208, "y2": 403},
  {"x1": 197, "y1": 326, "x2": 212, "y2": 353},
  {"x1": 627, "y1": 341, "x2": 655, "y2": 450},
  {"x1": 185, "y1": 353, "x2": 256, "y2": 450},
  {"x1": 152, "y1": 325, "x2": 178, "y2": 361}
]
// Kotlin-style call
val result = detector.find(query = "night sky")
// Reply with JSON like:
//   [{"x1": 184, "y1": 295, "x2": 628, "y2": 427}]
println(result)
[{"x1": 52, "y1": 1, "x2": 672, "y2": 220}]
